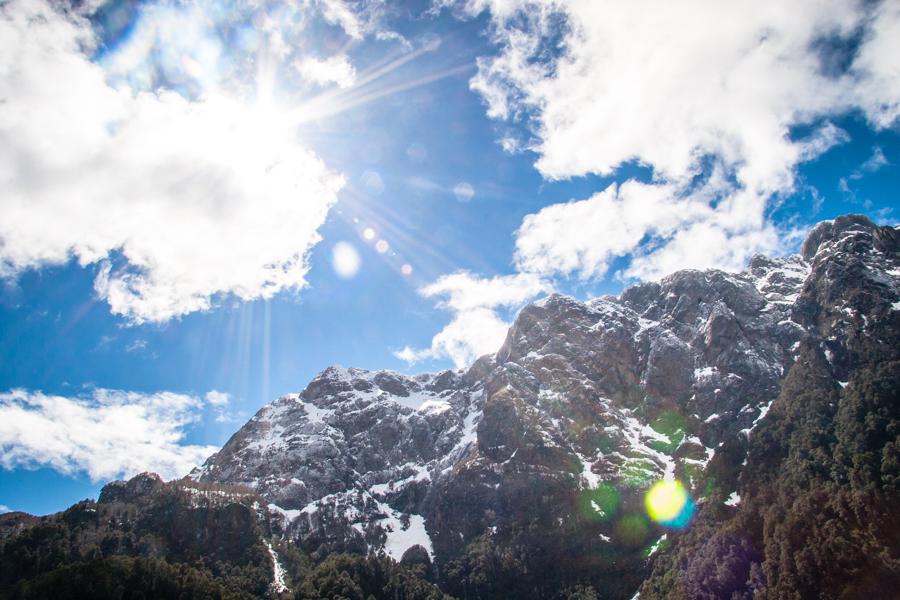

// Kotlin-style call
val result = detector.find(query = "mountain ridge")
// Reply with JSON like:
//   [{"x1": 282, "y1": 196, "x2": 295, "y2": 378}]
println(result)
[{"x1": 2, "y1": 213, "x2": 898, "y2": 599}]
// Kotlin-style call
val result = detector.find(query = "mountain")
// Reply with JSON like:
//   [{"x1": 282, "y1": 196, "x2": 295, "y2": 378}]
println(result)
[{"x1": 2, "y1": 214, "x2": 898, "y2": 599}]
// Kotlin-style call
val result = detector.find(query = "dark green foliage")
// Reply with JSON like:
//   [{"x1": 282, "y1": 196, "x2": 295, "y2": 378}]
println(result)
[
  {"x1": 0, "y1": 480, "x2": 273, "y2": 599},
  {"x1": 8, "y1": 555, "x2": 240, "y2": 600},
  {"x1": 640, "y1": 331, "x2": 900, "y2": 598},
  {"x1": 295, "y1": 553, "x2": 452, "y2": 600},
  {"x1": 440, "y1": 519, "x2": 648, "y2": 600},
  {"x1": 833, "y1": 361, "x2": 900, "y2": 492},
  {"x1": 682, "y1": 532, "x2": 762, "y2": 600}
]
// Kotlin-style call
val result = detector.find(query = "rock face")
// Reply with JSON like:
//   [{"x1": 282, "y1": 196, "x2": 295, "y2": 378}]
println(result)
[{"x1": 189, "y1": 214, "x2": 900, "y2": 598}]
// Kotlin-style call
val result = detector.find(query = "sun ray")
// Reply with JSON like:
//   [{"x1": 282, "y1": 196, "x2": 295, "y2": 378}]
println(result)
[{"x1": 288, "y1": 62, "x2": 474, "y2": 126}]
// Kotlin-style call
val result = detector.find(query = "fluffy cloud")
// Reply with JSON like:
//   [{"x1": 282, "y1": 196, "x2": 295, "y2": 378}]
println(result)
[
  {"x1": 204, "y1": 390, "x2": 230, "y2": 407},
  {"x1": 318, "y1": 0, "x2": 365, "y2": 39},
  {"x1": 0, "y1": 388, "x2": 218, "y2": 481},
  {"x1": 515, "y1": 179, "x2": 787, "y2": 282},
  {"x1": 470, "y1": 0, "x2": 878, "y2": 185},
  {"x1": 0, "y1": 0, "x2": 344, "y2": 323},
  {"x1": 852, "y1": 1, "x2": 900, "y2": 128},
  {"x1": 460, "y1": 0, "x2": 900, "y2": 280},
  {"x1": 395, "y1": 272, "x2": 548, "y2": 368}
]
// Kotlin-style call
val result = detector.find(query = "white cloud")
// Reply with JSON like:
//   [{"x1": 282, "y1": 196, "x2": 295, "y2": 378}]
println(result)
[
  {"x1": 0, "y1": 0, "x2": 344, "y2": 323},
  {"x1": 469, "y1": 0, "x2": 875, "y2": 187},
  {"x1": 296, "y1": 54, "x2": 357, "y2": 88},
  {"x1": 458, "y1": 0, "x2": 900, "y2": 281},
  {"x1": 125, "y1": 339, "x2": 148, "y2": 353},
  {"x1": 515, "y1": 181, "x2": 684, "y2": 279},
  {"x1": 395, "y1": 272, "x2": 548, "y2": 367},
  {"x1": 514, "y1": 180, "x2": 786, "y2": 282},
  {"x1": 0, "y1": 388, "x2": 218, "y2": 481},
  {"x1": 204, "y1": 390, "x2": 230, "y2": 406},
  {"x1": 318, "y1": 0, "x2": 365, "y2": 39},
  {"x1": 0, "y1": 504, "x2": 11, "y2": 514},
  {"x1": 851, "y1": 146, "x2": 889, "y2": 179},
  {"x1": 852, "y1": 1, "x2": 900, "y2": 128}
]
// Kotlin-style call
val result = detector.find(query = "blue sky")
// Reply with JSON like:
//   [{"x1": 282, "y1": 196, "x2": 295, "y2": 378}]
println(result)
[{"x1": 1, "y1": 0, "x2": 899, "y2": 515}]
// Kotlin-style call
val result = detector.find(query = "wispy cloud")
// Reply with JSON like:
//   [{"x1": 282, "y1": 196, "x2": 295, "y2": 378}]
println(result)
[
  {"x1": 0, "y1": 388, "x2": 218, "y2": 481},
  {"x1": 205, "y1": 390, "x2": 242, "y2": 424},
  {"x1": 125, "y1": 339, "x2": 148, "y2": 353},
  {"x1": 850, "y1": 146, "x2": 889, "y2": 180}
]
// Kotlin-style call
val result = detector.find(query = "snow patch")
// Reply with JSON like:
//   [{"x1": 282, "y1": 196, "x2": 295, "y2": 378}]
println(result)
[
  {"x1": 268, "y1": 503, "x2": 302, "y2": 525},
  {"x1": 694, "y1": 366, "x2": 717, "y2": 379},
  {"x1": 751, "y1": 401, "x2": 774, "y2": 429},
  {"x1": 418, "y1": 399, "x2": 451, "y2": 415},
  {"x1": 647, "y1": 534, "x2": 667, "y2": 556},
  {"x1": 372, "y1": 497, "x2": 434, "y2": 560},
  {"x1": 578, "y1": 452, "x2": 603, "y2": 488},
  {"x1": 265, "y1": 541, "x2": 289, "y2": 594}
]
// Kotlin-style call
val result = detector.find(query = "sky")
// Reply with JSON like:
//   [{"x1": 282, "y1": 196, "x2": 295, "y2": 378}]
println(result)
[{"x1": 0, "y1": 0, "x2": 898, "y2": 515}]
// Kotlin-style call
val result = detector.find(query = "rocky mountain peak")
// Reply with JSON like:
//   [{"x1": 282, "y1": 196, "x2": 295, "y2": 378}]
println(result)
[{"x1": 184, "y1": 215, "x2": 898, "y2": 596}]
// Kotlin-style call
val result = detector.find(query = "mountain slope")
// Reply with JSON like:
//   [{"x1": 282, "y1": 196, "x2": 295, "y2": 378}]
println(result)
[{"x1": 187, "y1": 214, "x2": 899, "y2": 598}]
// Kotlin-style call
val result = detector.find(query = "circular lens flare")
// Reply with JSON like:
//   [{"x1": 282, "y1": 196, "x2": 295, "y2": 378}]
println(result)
[
  {"x1": 645, "y1": 480, "x2": 693, "y2": 527},
  {"x1": 332, "y1": 241, "x2": 361, "y2": 278},
  {"x1": 453, "y1": 181, "x2": 474, "y2": 202}
]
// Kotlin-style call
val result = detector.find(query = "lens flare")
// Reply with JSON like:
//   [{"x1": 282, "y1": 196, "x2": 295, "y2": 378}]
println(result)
[
  {"x1": 361, "y1": 170, "x2": 384, "y2": 194},
  {"x1": 614, "y1": 514, "x2": 650, "y2": 547},
  {"x1": 578, "y1": 483, "x2": 620, "y2": 523},
  {"x1": 453, "y1": 181, "x2": 474, "y2": 202},
  {"x1": 332, "y1": 241, "x2": 361, "y2": 278},
  {"x1": 645, "y1": 480, "x2": 694, "y2": 527}
]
